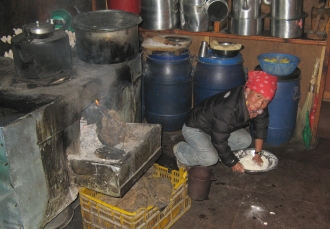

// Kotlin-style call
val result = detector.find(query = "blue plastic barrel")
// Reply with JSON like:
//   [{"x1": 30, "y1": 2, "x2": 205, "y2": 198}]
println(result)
[
  {"x1": 193, "y1": 51, "x2": 246, "y2": 105},
  {"x1": 144, "y1": 51, "x2": 193, "y2": 132},
  {"x1": 265, "y1": 68, "x2": 301, "y2": 146}
]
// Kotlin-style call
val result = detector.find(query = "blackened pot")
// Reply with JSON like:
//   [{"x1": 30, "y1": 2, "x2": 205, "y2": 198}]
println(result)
[{"x1": 72, "y1": 10, "x2": 142, "y2": 64}]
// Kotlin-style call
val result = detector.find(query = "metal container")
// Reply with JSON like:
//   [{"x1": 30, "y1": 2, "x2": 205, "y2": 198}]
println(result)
[
  {"x1": 188, "y1": 166, "x2": 213, "y2": 201},
  {"x1": 11, "y1": 21, "x2": 72, "y2": 81},
  {"x1": 204, "y1": 0, "x2": 229, "y2": 21},
  {"x1": 268, "y1": 0, "x2": 304, "y2": 20},
  {"x1": 269, "y1": 12, "x2": 308, "y2": 38},
  {"x1": 72, "y1": 10, "x2": 142, "y2": 64},
  {"x1": 140, "y1": 0, "x2": 179, "y2": 30},
  {"x1": 228, "y1": 14, "x2": 265, "y2": 36},
  {"x1": 231, "y1": 0, "x2": 262, "y2": 19},
  {"x1": 180, "y1": 0, "x2": 209, "y2": 32}
]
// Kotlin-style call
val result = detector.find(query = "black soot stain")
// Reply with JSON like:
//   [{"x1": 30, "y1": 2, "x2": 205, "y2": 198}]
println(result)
[
  {"x1": 199, "y1": 214, "x2": 208, "y2": 220},
  {"x1": 252, "y1": 216, "x2": 257, "y2": 220},
  {"x1": 215, "y1": 182, "x2": 226, "y2": 185},
  {"x1": 272, "y1": 184, "x2": 277, "y2": 187}
]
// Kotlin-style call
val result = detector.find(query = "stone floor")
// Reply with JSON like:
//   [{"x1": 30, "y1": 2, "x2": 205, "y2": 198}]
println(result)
[{"x1": 62, "y1": 125, "x2": 330, "y2": 229}]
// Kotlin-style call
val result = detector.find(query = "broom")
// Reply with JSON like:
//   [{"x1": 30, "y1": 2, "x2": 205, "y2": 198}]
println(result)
[{"x1": 292, "y1": 57, "x2": 320, "y2": 142}]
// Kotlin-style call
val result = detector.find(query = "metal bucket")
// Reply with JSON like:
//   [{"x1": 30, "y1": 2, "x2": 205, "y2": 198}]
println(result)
[
  {"x1": 140, "y1": 0, "x2": 180, "y2": 30},
  {"x1": 193, "y1": 51, "x2": 246, "y2": 105},
  {"x1": 188, "y1": 166, "x2": 213, "y2": 201},
  {"x1": 144, "y1": 51, "x2": 193, "y2": 132}
]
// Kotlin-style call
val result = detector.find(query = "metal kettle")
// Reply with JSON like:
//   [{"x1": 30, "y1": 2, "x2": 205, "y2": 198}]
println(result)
[{"x1": 11, "y1": 20, "x2": 72, "y2": 83}]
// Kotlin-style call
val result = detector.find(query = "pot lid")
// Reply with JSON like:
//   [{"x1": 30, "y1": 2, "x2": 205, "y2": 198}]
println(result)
[
  {"x1": 72, "y1": 10, "x2": 143, "y2": 32},
  {"x1": 24, "y1": 21, "x2": 55, "y2": 35}
]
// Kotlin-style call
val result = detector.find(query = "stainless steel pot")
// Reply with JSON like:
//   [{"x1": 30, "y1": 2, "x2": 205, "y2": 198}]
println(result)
[
  {"x1": 180, "y1": 0, "x2": 209, "y2": 32},
  {"x1": 204, "y1": 0, "x2": 228, "y2": 21},
  {"x1": 72, "y1": 10, "x2": 142, "y2": 64},
  {"x1": 229, "y1": 14, "x2": 266, "y2": 36},
  {"x1": 231, "y1": 0, "x2": 262, "y2": 19},
  {"x1": 266, "y1": 0, "x2": 304, "y2": 19},
  {"x1": 140, "y1": 0, "x2": 180, "y2": 30},
  {"x1": 269, "y1": 12, "x2": 308, "y2": 38}
]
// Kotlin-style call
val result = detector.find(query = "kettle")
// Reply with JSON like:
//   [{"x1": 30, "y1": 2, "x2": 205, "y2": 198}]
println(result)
[{"x1": 11, "y1": 20, "x2": 72, "y2": 83}]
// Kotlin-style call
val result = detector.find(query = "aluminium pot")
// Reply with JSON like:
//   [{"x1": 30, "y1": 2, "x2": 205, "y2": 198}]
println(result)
[
  {"x1": 265, "y1": 0, "x2": 304, "y2": 20},
  {"x1": 229, "y1": 13, "x2": 266, "y2": 36},
  {"x1": 140, "y1": 0, "x2": 180, "y2": 30},
  {"x1": 269, "y1": 12, "x2": 308, "y2": 38},
  {"x1": 72, "y1": 10, "x2": 142, "y2": 64}
]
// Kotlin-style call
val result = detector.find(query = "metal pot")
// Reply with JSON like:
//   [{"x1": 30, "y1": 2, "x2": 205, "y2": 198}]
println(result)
[
  {"x1": 229, "y1": 14, "x2": 266, "y2": 36},
  {"x1": 180, "y1": 0, "x2": 209, "y2": 32},
  {"x1": 269, "y1": 12, "x2": 308, "y2": 38},
  {"x1": 140, "y1": 0, "x2": 180, "y2": 30},
  {"x1": 231, "y1": 0, "x2": 262, "y2": 19},
  {"x1": 204, "y1": 0, "x2": 229, "y2": 21},
  {"x1": 72, "y1": 10, "x2": 142, "y2": 64},
  {"x1": 266, "y1": 0, "x2": 304, "y2": 20}
]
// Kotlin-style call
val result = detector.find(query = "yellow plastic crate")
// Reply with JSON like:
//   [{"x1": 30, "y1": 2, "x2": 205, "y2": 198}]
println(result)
[{"x1": 79, "y1": 164, "x2": 191, "y2": 229}]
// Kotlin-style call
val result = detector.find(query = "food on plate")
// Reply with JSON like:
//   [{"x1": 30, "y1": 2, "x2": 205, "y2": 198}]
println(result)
[{"x1": 210, "y1": 40, "x2": 242, "y2": 51}]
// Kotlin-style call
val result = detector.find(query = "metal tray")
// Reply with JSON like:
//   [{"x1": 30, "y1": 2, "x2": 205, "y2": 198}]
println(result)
[{"x1": 234, "y1": 148, "x2": 278, "y2": 174}]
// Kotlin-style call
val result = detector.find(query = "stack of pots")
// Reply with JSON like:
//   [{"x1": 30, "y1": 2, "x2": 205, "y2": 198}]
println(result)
[
  {"x1": 265, "y1": 0, "x2": 308, "y2": 38},
  {"x1": 229, "y1": 0, "x2": 266, "y2": 36}
]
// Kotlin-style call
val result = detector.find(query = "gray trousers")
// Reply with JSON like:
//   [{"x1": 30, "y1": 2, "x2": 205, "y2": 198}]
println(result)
[{"x1": 174, "y1": 124, "x2": 252, "y2": 166}]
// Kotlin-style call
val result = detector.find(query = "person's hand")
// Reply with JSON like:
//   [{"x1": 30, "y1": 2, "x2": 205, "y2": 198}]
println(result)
[
  {"x1": 231, "y1": 162, "x2": 245, "y2": 173},
  {"x1": 252, "y1": 154, "x2": 263, "y2": 166}
]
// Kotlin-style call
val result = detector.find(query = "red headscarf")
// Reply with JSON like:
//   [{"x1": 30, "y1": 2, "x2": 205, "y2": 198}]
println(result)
[{"x1": 245, "y1": 71, "x2": 278, "y2": 101}]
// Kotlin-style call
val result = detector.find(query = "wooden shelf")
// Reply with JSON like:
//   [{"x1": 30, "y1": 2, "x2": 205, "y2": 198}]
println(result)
[{"x1": 140, "y1": 28, "x2": 327, "y2": 46}]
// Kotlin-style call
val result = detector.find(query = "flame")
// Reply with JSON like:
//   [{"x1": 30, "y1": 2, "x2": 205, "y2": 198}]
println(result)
[{"x1": 95, "y1": 100, "x2": 100, "y2": 106}]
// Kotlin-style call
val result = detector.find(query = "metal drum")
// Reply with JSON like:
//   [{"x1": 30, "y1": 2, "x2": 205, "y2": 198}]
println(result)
[
  {"x1": 193, "y1": 51, "x2": 246, "y2": 105},
  {"x1": 144, "y1": 51, "x2": 193, "y2": 132}
]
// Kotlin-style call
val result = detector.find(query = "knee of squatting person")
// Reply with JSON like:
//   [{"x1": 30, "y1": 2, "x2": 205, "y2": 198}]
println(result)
[{"x1": 173, "y1": 70, "x2": 277, "y2": 173}]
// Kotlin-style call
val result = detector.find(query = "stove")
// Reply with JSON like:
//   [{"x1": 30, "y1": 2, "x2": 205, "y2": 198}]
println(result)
[{"x1": 0, "y1": 52, "x2": 161, "y2": 228}]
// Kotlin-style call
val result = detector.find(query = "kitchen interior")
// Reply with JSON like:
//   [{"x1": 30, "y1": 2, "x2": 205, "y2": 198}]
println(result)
[{"x1": 0, "y1": 0, "x2": 330, "y2": 229}]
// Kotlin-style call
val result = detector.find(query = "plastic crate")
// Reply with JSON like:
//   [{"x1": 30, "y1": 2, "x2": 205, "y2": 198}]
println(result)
[{"x1": 79, "y1": 164, "x2": 191, "y2": 229}]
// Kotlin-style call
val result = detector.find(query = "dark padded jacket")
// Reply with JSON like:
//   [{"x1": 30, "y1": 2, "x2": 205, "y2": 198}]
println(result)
[{"x1": 185, "y1": 86, "x2": 269, "y2": 167}]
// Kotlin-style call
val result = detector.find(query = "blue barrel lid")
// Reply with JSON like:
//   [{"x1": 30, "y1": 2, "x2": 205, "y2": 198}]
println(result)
[
  {"x1": 198, "y1": 49, "x2": 243, "y2": 65},
  {"x1": 147, "y1": 49, "x2": 190, "y2": 61}
]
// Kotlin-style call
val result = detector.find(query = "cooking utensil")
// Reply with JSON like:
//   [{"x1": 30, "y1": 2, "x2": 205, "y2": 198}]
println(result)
[
  {"x1": 72, "y1": 10, "x2": 142, "y2": 64},
  {"x1": 228, "y1": 13, "x2": 265, "y2": 36},
  {"x1": 234, "y1": 148, "x2": 278, "y2": 174},
  {"x1": 269, "y1": 12, "x2": 308, "y2": 39},
  {"x1": 231, "y1": 0, "x2": 262, "y2": 19},
  {"x1": 211, "y1": 42, "x2": 244, "y2": 58}
]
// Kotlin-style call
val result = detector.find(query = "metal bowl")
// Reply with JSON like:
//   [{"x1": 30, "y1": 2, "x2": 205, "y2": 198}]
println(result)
[
  {"x1": 234, "y1": 148, "x2": 278, "y2": 174},
  {"x1": 211, "y1": 42, "x2": 243, "y2": 58}
]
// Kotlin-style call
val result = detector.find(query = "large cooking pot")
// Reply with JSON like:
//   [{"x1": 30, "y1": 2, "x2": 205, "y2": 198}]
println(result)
[
  {"x1": 140, "y1": 0, "x2": 180, "y2": 30},
  {"x1": 231, "y1": 0, "x2": 262, "y2": 19},
  {"x1": 264, "y1": 0, "x2": 304, "y2": 20},
  {"x1": 72, "y1": 10, "x2": 142, "y2": 64}
]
